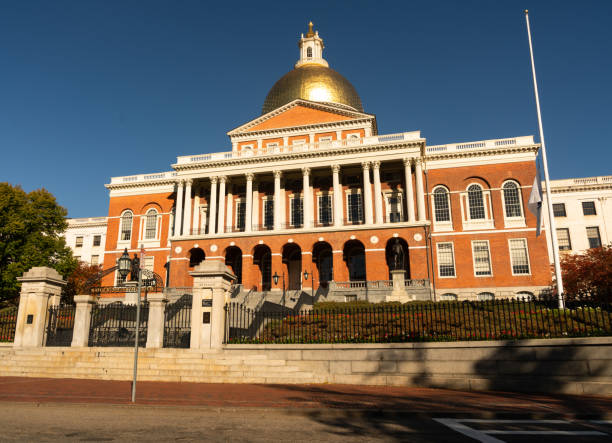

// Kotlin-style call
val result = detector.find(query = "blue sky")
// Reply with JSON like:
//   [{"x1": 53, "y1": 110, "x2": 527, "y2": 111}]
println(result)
[{"x1": 1, "y1": 0, "x2": 611, "y2": 218}]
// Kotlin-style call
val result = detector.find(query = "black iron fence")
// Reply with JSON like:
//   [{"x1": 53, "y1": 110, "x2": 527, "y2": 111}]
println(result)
[
  {"x1": 88, "y1": 302, "x2": 149, "y2": 347},
  {"x1": 46, "y1": 305, "x2": 76, "y2": 347},
  {"x1": 0, "y1": 307, "x2": 17, "y2": 343},
  {"x1": 224, "y1": 297, "x2": 612, "y2": 344},
  {"x1": 163, "y1": 294, "x2": 192, "y2": 348}
]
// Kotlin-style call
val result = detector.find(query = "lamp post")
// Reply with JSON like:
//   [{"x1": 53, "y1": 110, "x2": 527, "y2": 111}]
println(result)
[
  {"x1": 117, "y1": 247, "x2": 143, "y2": 404},
  {"x1": 303, "y1": 269, "x2": 314, "y2": 299},
  {"x1": 273, "y1": 271, "x2": 285, "y2": 307}
]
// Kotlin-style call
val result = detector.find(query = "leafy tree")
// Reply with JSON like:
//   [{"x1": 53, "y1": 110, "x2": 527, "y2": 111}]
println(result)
[
  {"x1": 0, "y1": 183, "x2": 77, "y2": 304},
  {"x1": 560, "y1": 245, "x2": 612, "y2": 302},
  {"x1": 62, "y1": 261, "x2": 103, "y2": 304}
]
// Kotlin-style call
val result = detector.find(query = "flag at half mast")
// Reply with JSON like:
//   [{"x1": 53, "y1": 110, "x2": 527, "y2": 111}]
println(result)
[{"x1": 527, "y1": 165, "x2": 543, "y2": 237}]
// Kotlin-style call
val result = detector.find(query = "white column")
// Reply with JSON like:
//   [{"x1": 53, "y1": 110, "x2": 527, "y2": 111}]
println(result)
[
  {"x1": 332, "y1": 164, "x2": 343, "y2": 227},
  {"x1": 182, "y1": 179, "x2": 193, "y2": 236},
  {"x1": 372, "y1": 161, "x2": 383, "y2": 224},
  {"x1": 192, "y1": 185, "x2": 200, "y2": 235},
  {"x1": 217, "y1": 176, "x2": 226, "y2": 234},
  {"x1": 252, "y1": 181, "x2": 259, "y2": 230},
  {"x1": 208, "y1": 177, "x2": 218, "y2": 235},
  {"x1": 174, "y1": 180, "x2": 184, "y2": 236},
  {"x1": 302, "y1": 167, "x2": 312, "y2": 228},
  {"x1": 362, "y1": 162, "x2": 374, "y2": 225},
  {"x1": 274, "y1": 170, "x2": 282, "y2": 230},
  {"x1": 415, "y1": 158, "x2": 426, "y2": 221},
  {"x1": 226, "y1": 182, "x2": 233, "y2": 232},
  {"x1": 404, "y1": 158, "x2": 416, "y2": 222},
  {"x1": 245, "y1": 173, "x2": 253, "y2": 232}
]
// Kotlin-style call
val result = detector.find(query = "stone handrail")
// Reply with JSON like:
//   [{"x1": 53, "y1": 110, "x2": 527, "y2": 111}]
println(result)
[{"x1": 425, "y1": 136, "x2": 534, "y2": 155}]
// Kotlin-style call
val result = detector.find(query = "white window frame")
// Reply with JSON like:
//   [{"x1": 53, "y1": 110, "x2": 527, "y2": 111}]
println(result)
[
  {"x1": 501, "y1": 180, "x2": 526, "y2": 228},
  {"x1": 436, "y1": 242, "x2": 456, "y2": 278},
  {"x1": 118, "y1": 210, "x2": 133, "y2": 248},
  {"x1": 581, "y1": 200, "x2": 597, "y2": 216},
  {"x1": 345, "y1": 190, "x2": 363, "y2": 224},
  {"x1": 383, "y1": 191, "x2": 403, "y2": 223},
  {"x1": 139, "y1": 208, "x2": 161, "y2": 247},
  {"x1": 471, "y1": 240, "x2": 493, "y2": 277},
  {"x1": 431, "y1": 186, "x2": 453, "y2": 232},
  {"x1": 460, "y1": 183, "x2": 494, "y2": 230},
  {"x1": 91, "y1": 255, "x2": 99, "y2": 266},
  {"x1": 75, "y1": 236, "x2": 84, "y2": 248},
  {"x1": 235, "y1": 199, "x2": 246, "y2": 231},
  {"x1": 508, "y1": 238, "x2": 531, "y2": 276},
  {"x1": 556, "y1": 228, "x2": 572, "y2": 251},
  {"x1": 289, "y1": 193, "x2": 304, "y2": 227},
  {"x1": 586, "y1": 226, "x2": 602, "y2": 249},
  {"x1": 263, "y1": 197, "x2": 274, "y2": 229},
  {"x1": 317, "y1": 192, "x2": 333, "y2": 226}
]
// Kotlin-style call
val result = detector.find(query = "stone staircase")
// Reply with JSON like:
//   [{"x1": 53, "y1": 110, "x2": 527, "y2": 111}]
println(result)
[{"x1": 0, "y1": 347, "x2": 324, "y2": 384}]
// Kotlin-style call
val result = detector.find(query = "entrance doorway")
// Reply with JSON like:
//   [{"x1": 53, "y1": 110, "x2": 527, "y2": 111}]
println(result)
[{"x1": 282, "y1": 243, "x2": 302, "y2": 290}]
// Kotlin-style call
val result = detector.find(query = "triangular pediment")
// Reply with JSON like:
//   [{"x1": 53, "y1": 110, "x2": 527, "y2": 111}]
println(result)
[{"x1": 228, "y1": 99, "x2": 375, "y2": 135}]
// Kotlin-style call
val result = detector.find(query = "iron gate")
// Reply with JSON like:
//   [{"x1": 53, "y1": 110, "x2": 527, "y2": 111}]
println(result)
[
  {"x1": 163, "y1": 294, "x2": 192, "y2": 348},
  {"x1": 46, "y1": 304, "x2": 76, "y2": 346},
  {"x1": 0, "y1": 307, "x2": 18, "y2": 343},
  {"x1": 88, "y1": 301, "x2": 149, "y2": 347}
]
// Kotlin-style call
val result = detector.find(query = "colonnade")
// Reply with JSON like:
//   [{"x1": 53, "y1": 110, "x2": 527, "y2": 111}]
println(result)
[{"x1": 172, "y1": 158, "x2": 427, "y2": 237}]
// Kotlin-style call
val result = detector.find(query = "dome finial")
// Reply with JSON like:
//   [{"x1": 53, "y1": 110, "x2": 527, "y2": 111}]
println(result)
[{"x1": 306, "y1": 21, "x2": 315, "y2": 37}]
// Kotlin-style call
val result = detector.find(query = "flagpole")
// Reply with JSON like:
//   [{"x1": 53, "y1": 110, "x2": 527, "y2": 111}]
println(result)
[{"x1": 525, "y1": 10, "x2": 565, "y2": 309}]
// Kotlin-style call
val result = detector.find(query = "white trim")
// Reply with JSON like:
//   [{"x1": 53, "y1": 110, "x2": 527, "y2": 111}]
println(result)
[
  {"x1": 501, "y1": 180, "x2": 526, "y2": 228},
  {"x1": 508, "y1": 237, "x2": 531, "y2": 276},
  {"x1": 432, "y1": 227, "x2": 537, "y2": 236},
  {"x1": 471, "y1": 239, "x2": 492, "y2": 277},
  {"x1": 104, "y1": 247, "x2": 171, "y2": 254},
  {"x1": 436, "y1": 242, "x2": 456, "y2": 279},
  {"x1": 365, "y1": 248, "x2": 385, "y2": 252},
  {"x1": 431, "y1": 185, "x2": 453, "y2": 232}
]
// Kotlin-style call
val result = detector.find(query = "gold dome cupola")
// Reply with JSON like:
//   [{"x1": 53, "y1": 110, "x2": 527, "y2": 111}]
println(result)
[{"x1": 262, "y1": 23, "x2": 363, "y2": 115}]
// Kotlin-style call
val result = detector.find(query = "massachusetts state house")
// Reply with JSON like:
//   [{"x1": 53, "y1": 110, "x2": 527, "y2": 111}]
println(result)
[{"x1": 101, "y1": 23, "x2": 551, "y2": 302}]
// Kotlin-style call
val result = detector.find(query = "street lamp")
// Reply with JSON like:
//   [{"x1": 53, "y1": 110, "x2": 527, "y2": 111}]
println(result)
[
  {"x1": 303, "y1": 269, "x2": 314, "y2": 299},
  {"x1": 115, "y1": 246, "x2": 143, "y2": 404},
  {"x1": 273, "y1": 272, "x2": 279, "y2": 286},
  {"x1": 272, "y1": 271, "x2": 285, "y2": 307}
]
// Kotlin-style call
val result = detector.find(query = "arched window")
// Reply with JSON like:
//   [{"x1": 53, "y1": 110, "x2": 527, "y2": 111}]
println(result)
[
  {"x1": 120, "y1": 211, "x2": 133, "y2": 241},
  {"x1": 477, "y1": 292, "x2": 495, "y2": 301},
  {"x1": 433, "y1": 187, "x2": 451, "y2": 222},
  {"x1": 306, "y1": 46, "x2": 313, "y2": 58},
  {"x1": 467, "y1": 184, "x2": 485, "y2": 220},
  {"x1": 503, "y1": 181, "x2": 522, "y2": 217},
  {"x1": 144, "y1": 209, "x2": 158, "y2": 239}
]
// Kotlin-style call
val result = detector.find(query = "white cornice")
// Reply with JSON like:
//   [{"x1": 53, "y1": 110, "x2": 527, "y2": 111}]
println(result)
[
  {"x1": 230, "y1": 119, "x2": 375, "y2": 141},
  {"x1": 425, "y1": 145, "x2": 539, "y2": 163},
  {"x1": 227, "y1": 99, "x2": 376, "y2": 136}
]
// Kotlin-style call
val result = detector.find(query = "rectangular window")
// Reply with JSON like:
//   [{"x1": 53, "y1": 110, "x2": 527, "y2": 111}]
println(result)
[
  {"x1": 93, "y1": 235, "x2": 101, "y2": 247},
  {"x1": 236, "y1": 201, "x2": 246, "y2": 231},
  {"x1": 291, "y1": 196, "x2": 303, "y2": 227},
  {"x1": 75, "y1": 236, "x2": 83, "y2": 248},
  {"x1": 74, "y1": 256, "x2": 81, "y2": 262},
  {"x1": 386, "y1": 194, "x2": 403, "y2": 222},
  {"x1": 582, "y1": 201, "x2": 597, "y2": 216},
  {"x1": 557, "y1": 228, "x2": 572, "y2": 251},
  {"x1": 437, "y1": 243, "x2": 456, "y2": 277},
  {"x1": 91, "y1": 255, "x2": 99, "y2": 265},
  {"x1": 347, "y1": 193, "x2": 363, "y2": 223},
  {"x1": 509, "y1": 238, "x2": 530, "y2": 275},
  {"x1": 266, "y1": 142, "x2": 278, "y2": 149},
  {"x1": 318, "y1": 194, "x2": 333, "y2": 225},
  {"x1": 472, "y1": 240, "x2": 492, "y2": 276},
  {"x1": 587, "y1": 226, "x2": 602, "y2": 248},
  {"x1": 263, "y1": 199, "x2": 274, "y2": 230},
  {"x1": 143, "y1": 256, "x2": 154, "y2": 272},
  {"x1": 552, "y1": 203, "x2": 566, "y2": 217},
  {"x1": 116, "y1": 271, "x2": 126, "y2": 286}
]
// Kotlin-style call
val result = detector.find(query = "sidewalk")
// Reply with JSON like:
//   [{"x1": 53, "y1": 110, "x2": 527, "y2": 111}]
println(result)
[{"x1": 0, "y1": 376, "x2": 611, "y2": 418}]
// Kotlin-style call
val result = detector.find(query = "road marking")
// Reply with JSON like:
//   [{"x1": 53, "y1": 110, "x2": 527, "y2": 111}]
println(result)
[{"x1": 434, "y1": 418, "x2": 608, "y2": 442}]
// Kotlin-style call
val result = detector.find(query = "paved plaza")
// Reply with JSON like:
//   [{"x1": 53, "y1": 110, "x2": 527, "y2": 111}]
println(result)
[{"x1": 0, "y1": 377, "x2": 611, "y2": 441}]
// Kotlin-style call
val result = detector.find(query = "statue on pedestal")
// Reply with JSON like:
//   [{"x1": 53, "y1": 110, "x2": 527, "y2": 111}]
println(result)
[{"x1": 391, "y1": 239, "x2": 404, "y2": 271}]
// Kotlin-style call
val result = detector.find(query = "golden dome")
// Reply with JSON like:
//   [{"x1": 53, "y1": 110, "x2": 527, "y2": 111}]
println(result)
[{"x1": 262, "y1": 64, "x2": 363, "y2": 115}]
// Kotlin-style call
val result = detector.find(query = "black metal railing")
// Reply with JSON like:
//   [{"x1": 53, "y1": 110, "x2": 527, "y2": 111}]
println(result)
[
  {"x1": 224, "y1": 296, "x2": 612, "y2": 344},
  {"x1": 46, "y1": 305, "x2": 76, "y2": 347},
  {"x1": 88, "y1": 302, "x2": 149, "y2": 347},
  {"x1": 163, "y1": 294, "x2": 192, "y2": 348},
  {"x1": 0, "y1": 307, "x2": 17, "y2": 343}
]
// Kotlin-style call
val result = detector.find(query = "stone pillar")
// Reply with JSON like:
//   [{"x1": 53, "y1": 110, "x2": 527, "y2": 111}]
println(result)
[
  {"x1": 362, "y1": 162, "x2": 374, "y2": 225},
  {"x1": 208, "y1": 177, "x2": 218, "y2": 235},
  {"x1": 245, "y1": 173, "x2": 254, "y2": 232},
  {"x1": 274, "y1": 170, "x2": 283, "y2": 230},
  {"x1": 182, "y1": 179, "x2": 193, "y2": 236},
  {"x1": 174, "y1": 180, "x2": 184, "y2": 236},
  {"x1": 217, "y1": 176, "x2": 227, "y2": 234},
  {"x1": 192, "y1": 186, "x2": 200, "y2": 235},
  {"x1": 372, "y1": 161, "x2": 383, "y2": 224},
  {"x1": 252, "y1": 180, "x2": 259, "y2": 230},
  {"x1": 332, "y1": 164, "x2": 343, "y2": 227},
  {"x1": 14, "y1": 267, "x2": 66, "y2": 347},
  {"x1": 146, "y1": 292, "x2": 168, "y2": 348},
  {"x1": 387, "y1": 270, "x2": 408, "y2": 302},
  {"x1": 71, "y1": 294, "x2": 96, "y2": 347},
  {"x1": 226, "y1": 182, "x2": 233, "y2": 232},
  {"x1": 415, "y1": 158, "x2": 426, "y2": 221},
  {"x1": 190, "y1": 261, "x2": 236, "y2": 350},
  {"x1": 302, "y1": 167, "x2": 312, "y2": 228},
  {"x1": 404, "y1": 158, "x2": 416, "y2": 222}
]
